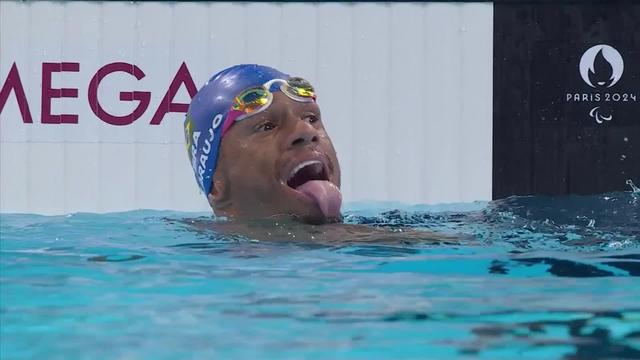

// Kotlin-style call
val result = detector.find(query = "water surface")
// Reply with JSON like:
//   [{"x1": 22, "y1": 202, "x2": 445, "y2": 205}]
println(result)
[{"x1": 1, "y1": 191, "x2": 639, "y2": 359}]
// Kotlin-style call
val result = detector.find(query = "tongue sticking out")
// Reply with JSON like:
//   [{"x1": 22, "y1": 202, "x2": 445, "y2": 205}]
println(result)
[{"x1": 295, "y1": 180, "x2": 342, "y2": 219}]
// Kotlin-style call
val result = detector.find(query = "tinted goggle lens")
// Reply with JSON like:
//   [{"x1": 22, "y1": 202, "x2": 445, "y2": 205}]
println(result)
[
  {"x1": 233, "y1": 87, "x2": 270, "y2": 114},
  {"x1": 282, "y1": 77, "x2": 316, "y2": 101}
]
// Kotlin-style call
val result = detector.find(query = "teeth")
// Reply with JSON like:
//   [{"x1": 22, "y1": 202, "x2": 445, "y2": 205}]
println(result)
[{"x1": 289, "y1": 160, "x2": 322, "y2": 180}]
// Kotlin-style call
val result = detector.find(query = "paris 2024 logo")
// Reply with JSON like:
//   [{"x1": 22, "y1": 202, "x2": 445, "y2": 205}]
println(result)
[{"x1": 566, "y1": 44, "x2": 637, "y2": 124}]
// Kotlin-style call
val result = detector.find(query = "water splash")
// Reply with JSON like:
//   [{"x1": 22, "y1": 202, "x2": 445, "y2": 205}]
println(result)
[{"x1": 345, "y1": 190, "x2": 639, "y2": 251}]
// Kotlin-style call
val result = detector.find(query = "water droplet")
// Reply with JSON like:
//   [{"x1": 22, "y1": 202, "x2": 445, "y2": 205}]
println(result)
[
  {"x1": 587, "y1": 219, "x2": 595, "y2": 228},
  {"x1": 608, "y1": 240, "x2": 631, "y2": 249},
  {"x1": 623, "y1": 137, "x2": 629, "y2": 142},
  {"x1": 608, "y1": 241, "x2": 622, "y2": 249}
]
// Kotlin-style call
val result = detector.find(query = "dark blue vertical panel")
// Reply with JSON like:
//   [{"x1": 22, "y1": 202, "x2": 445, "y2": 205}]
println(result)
[{"x1": 493, "y1": 2, "x2": 640, "y2": 198}]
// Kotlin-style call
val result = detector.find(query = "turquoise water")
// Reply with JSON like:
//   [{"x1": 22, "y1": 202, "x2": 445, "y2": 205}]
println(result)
[{"x1": 1, "y1": 192, "x2": 639, "y2": 359}]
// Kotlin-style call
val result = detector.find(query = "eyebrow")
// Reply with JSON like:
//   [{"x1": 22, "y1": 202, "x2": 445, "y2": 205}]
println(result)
[
  {"x1": 294, "y1": 99, "x2": 321, "y2": 114},
  {"x1": 239, "y1": 111, "x2": 273, "y2": 128}
]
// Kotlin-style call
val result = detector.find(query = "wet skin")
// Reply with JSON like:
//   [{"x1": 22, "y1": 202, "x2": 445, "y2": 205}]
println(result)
[
  {"x1": 190, "y1": 217, "x2": 465, "y2": 245},
  {"x1": 209, "y1": 92, "x2": 341, "y2": 224}
]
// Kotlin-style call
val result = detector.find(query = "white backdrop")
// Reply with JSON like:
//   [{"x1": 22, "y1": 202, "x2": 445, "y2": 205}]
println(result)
[{"x1": 0, "y1": 1, "x2": 493, "y2": 215}]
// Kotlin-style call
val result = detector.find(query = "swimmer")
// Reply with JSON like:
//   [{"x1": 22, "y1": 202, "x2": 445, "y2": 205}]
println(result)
[
  {"x1": 184, "y1": 64, "x2": 459, "y2": 243},
  {"x1": 185, "y1": 64, "x2": 340, "y2": 225}
]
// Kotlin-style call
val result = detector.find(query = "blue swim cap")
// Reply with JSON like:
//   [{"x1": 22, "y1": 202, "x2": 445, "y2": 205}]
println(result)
[{"x1": 184, "y1": 64, "x2": 289, "y2": 196}]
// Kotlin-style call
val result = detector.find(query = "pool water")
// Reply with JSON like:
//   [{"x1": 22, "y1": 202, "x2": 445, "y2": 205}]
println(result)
[{"x1": 1, "y1": 190, "x2": 639, "y2": 359}]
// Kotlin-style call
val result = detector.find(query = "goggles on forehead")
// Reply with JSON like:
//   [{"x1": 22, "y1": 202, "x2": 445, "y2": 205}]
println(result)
[{"x1": 228, "y1": 77, "x2": 316, "y2": 124}]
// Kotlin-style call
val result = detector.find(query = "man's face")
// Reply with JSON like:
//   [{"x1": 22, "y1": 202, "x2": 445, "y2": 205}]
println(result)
[{"x1": 211, "y1": 92, "x2": 341, "y2": 224}]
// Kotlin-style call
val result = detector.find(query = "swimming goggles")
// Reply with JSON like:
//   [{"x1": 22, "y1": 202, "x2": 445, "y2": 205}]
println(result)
[{"x1": 222, "y1": 77, "x2": 316, "y2": 135}]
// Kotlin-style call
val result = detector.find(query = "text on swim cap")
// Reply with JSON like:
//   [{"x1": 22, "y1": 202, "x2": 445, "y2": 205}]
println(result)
[{"x1": 192, "y1": 114, "x2": 223, "y2": 191}]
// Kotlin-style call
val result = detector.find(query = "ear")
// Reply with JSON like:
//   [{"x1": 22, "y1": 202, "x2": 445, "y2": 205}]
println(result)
[{"x1": 207, "y1": 177, "x2": 231, "y2": 212}]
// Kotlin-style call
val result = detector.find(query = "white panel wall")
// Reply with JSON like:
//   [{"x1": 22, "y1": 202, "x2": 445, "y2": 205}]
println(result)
[{"x1": 0, "y1": 1, "x2": 493, "y2": 215}]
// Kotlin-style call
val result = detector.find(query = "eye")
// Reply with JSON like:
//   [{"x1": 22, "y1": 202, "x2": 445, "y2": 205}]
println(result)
[
  {"x1": 304, "y1": 114, "x2": 320, "y2": 123},
  {"x1": 256, "y1": 121, "x2": 276, "y2": 132}
]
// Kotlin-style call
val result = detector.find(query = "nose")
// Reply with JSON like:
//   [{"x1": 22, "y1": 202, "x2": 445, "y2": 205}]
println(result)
[{"x1": 287, "y1": 120, "x2": 319, "y2": 149}]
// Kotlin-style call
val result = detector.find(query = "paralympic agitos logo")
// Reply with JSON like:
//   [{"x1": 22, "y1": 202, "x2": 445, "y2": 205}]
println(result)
[{"x1": 565, "y1": 44, "x2": 638, "y2": 124}]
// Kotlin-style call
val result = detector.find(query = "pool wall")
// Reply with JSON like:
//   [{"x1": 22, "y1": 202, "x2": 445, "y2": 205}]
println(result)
[{"x1": 1, "y1": 2, "x2": 493, "y2": 214}]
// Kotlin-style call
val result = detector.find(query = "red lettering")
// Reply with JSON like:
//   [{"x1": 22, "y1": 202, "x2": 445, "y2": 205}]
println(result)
[
  {"x1": 150, "y1": 62, "x2": 197, "y2": 125},
  {"x1": 88, "y1": 62, "x2": 151, "y2": 126},
  {"x1": 41, "y1": 62, "x2": 80, "y2": 124},
  {"x1": 0, "y1": 62, "x2": 33, "y2": 123},
  {"x1": 4, "y1": 61, "x2": 201, "y2": 126}
]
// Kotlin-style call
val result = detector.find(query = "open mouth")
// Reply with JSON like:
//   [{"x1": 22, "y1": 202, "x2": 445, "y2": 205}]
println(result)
[
  {"x1": 286, "y1": 160, "x2": 329, "y2": 189},
  {"x1": 282, "y1": 158, "x2": 342, "y2": 221}
]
